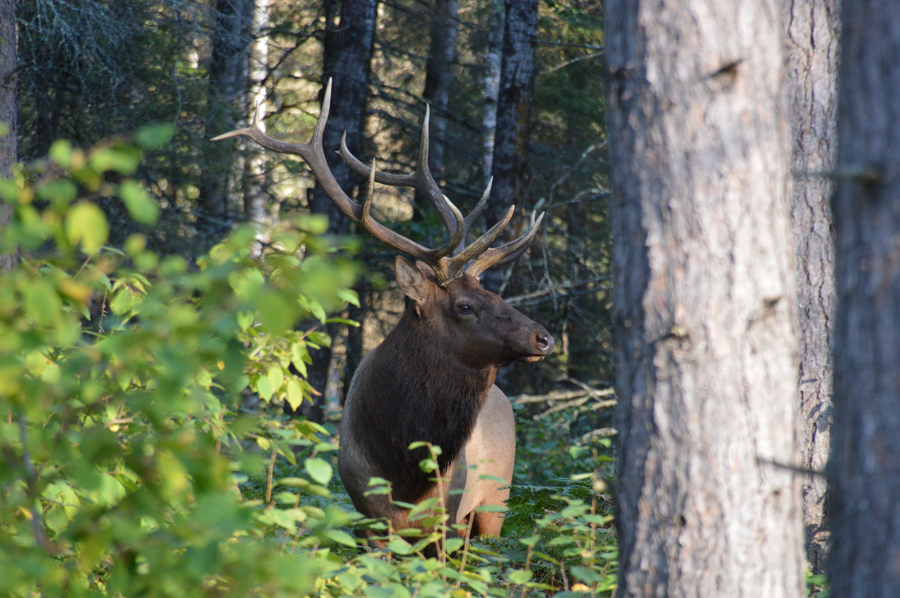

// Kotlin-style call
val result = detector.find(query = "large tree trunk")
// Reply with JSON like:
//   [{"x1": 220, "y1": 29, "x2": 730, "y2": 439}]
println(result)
[
  {"x1": 829, "y1": 0, "x2": 900, "y2": 594},
  {"x1": 297, "y1": 0, "x2": 378, "y2": 421},
  {"x1": 482, "y1": 0, "x2": 537, "y2": 295},
  {"x1": 0, "y1": 0, "x2": 16, "y2": 273},
  {"x1": 200, "y1": 0, "x2": 255, "y2": 229},
  {"x1": 783, "y1": 0, "x2": 839, "y2": 576},
  {"x1": 606, "y1": 1, "x2": 803, "y2": 596}
]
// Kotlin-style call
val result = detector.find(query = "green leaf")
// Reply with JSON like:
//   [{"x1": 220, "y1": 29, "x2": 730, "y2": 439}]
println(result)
[
  {"x1": 90, "y1": 145, "x2": 142, "y2": 174},
  {"x1": 508, "y1": 570, "x2": 533, "y2": 584},
  {"x1": 386, "y1": 538, "x2": 413, "y2": 556},
  {"x1": 266, "y1": 366, "x2": 284, "y2": 393},
  {"x1": 570, "y1": 566, "x2": 606, "y2": 584},
  {"x1": 337, "y1": 288, "x2": 360, "y2": 307},
  {"x1": 0, "y1": 177, "x2": 19, "y2": 203},
  {"x1": 118, "y1": 180, "x2": 160, "y2": 224},
  {"x1": 323, "y1": 529, "x2": 357, "y2": 548},
  {"x1": 304, "y1": 457, "x2": 332, "y2": 485},
  {"x1": 135, "y1": 123, "x2": 175, "y2": 150},
  {"x1": 65, "y1": 202, "x2": 109, "y2": 254},
  {"x1": 286, "y1": 379, "x2": 303, "y2": 410},
  {"x1": 37, "y1": 180, "x2": 77, "y2": 206},
  {"x1": 49, "y1": 139, "x2": 73, "y2": 168},
  {"x1": 306, "y1": 297, "x2": 326, "y2": 323},
  {"x1": 306, "y1": 330, "x2": 331, "y2": 348},
  {"x1": 258, "y1": 292, "x2": 295, "y2": 332},
  {"x1": 273, "y1": 492, "x2": 298, "y2": 504},
  {"x1": 237, "y1": 311, "x2": 255, "y2": 331},
  {"x1": 255, "y1": 375, "x2": 274, "y2": 401}
]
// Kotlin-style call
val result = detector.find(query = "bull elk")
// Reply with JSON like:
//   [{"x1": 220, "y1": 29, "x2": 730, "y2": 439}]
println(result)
[{"x1": 214, "y1": 80, "x2": 554, "y2": 546}]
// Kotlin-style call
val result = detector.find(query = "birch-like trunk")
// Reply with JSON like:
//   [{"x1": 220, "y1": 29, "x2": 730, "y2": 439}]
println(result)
[
  {"x1": 481, "y1": 0, "x2": 504, "y2": 188},
  {"x1": 606, "y1": 1, "x2": 804, "y2": 595},
  {"x1": 829, "y1": 0, "x2": 900, "y2": 594},
  {"x1": 243, "y1": 0, "x2": 269, "y2": 256}
]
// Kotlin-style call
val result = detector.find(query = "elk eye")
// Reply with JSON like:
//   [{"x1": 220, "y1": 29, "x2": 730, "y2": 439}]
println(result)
[{"x1": 457, "y1": 303, "x2": 474, "y2": 315}]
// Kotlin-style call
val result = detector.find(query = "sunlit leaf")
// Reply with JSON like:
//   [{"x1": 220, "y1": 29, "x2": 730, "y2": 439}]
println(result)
[
  {"x1": 90, "y1": 145, "x2": 141, "y2": 174},
  {"x1": 65, "y1": 202, "x2": 109, "y2": 254},
  {"x1": 118, "y1": 180, "x2": 160, "y2": 224},
  {"x1": 304, "y1": 457, "x2": 332, "y2": 485}
]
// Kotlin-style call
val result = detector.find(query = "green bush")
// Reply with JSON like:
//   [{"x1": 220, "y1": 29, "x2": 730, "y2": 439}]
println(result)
[{"x1": 0, "y1": 133, "x2": 616, "y2": 597}]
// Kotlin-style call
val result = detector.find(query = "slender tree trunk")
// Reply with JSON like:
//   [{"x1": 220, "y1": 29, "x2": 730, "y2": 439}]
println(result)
[
  {"x1": 829, "y1": 1, "x2": 900, "y2": 594},
  {"x1": 784, "y1": 0, "x2": 839, "y2": 576},
  {"x1": 482, "y1": 0, "x2": 538, "y2": 295},
  {"x1": 606, "y1": 1, "x2": 803, "y2": 596},
  {"x1": 419, "y1": 0, "x2": 459, "y2": 185},
  {"x1": 481, "y1": 0, "x2": 504, "y2": 188},
  {"x1": 243, "y1": 0, "x2": 270, "y2": 256},
  {"x1": 0, "y1": 0, "x2": 16, "y2": 273},
  {"x1": 297, "y1": 0, "x2": 378, "y2": 421},
  {"x1": 200, "y1": 0, "x2": 254, "y2": 226}
]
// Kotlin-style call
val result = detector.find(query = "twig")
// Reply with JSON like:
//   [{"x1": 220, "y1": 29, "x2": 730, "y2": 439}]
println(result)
[
  {"x1": 17, "y1": 415, "x2": 55, "y2": 556},
  {"x1": 515, "y1": 387, "x2": 615, "y2": 404},
  {"x1": 265, "y1": 447, "x2": 277, "y2": 504},
  {"x1": 540, "y1": 51, "x2": 604, "y2": 77},
  {"x1": 578, "y1": 428, "x2": 617, "y2": 445}
]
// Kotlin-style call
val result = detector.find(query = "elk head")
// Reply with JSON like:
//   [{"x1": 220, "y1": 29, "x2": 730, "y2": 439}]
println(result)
[{"x1": 394, "y1": 257, "x2": 553, "y2": 369}]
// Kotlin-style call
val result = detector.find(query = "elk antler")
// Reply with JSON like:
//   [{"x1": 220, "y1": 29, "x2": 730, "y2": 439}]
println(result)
[{"x1": 212, "y1": 79, "x2": 544, "y2": 285}]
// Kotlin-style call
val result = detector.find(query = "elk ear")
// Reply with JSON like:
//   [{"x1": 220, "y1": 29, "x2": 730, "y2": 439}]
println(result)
[{"x1": 395, "y1": 257, "x2": 436, "y2": 312}]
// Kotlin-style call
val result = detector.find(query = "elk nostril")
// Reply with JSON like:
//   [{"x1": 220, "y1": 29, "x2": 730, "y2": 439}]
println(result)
[{"x1": 535, "y1": 333, "x2": 554, "y2": 352}]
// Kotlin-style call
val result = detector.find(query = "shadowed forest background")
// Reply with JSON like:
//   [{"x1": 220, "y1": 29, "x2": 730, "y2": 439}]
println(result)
[{"x1": 18, "y1": 0, "x2": 609, "y2": 430}]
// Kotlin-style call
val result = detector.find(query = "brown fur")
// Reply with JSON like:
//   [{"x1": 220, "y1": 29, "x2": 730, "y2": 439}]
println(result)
[{"x1": 338, "y1": 257, "x2": 553, "y2": 544}]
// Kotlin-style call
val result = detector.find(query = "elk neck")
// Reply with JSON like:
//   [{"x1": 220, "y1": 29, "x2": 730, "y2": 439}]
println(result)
[{"x1": 354, "y1": 306, "x2": 498, "y2": 503}]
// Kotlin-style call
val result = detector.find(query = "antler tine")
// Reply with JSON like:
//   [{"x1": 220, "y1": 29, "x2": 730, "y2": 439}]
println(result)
[
  {"x1": 339, "y1": 106, "x2": 460, "y2": 238},
  {"x1": 465, "y1": 178, "x2": 492, "y2": 232},
  {"x1": 464, "y1": 212, "x2": 546, "y2": 280},
  {"x1": 449, "y1": 204, "x2": 514, "y2": 269},
  {"x1": 450, "y1": 178, "x2": 493, "y2": 256}
]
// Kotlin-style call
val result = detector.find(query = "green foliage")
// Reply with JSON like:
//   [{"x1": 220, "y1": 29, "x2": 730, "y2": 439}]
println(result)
[
  {"x1": 0, "y1": 136, "x2": 357, "y2": 597},
  {"x1": 807, "y1": 571, "x2": 829, "y2": 598},
  {"x1": 1, "y1": 137, "x2": 617, "y2": 597}
]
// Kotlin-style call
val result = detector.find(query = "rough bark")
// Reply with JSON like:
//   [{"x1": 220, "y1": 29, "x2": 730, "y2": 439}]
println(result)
[
  {"x1": 419, "y1": 0, "x2": 459, "y2": 189},
  {"x1": 482, "y1": 0, "x2": 537, "y2": 295},
  {"x1": 297, "y1": 0, "x2": 377, "y2": 421},
  {"x1": 606, "y1": 1, "x2": 803, "y2": 596},
  {"x1": 783, "y1": 0, "x2": 839, "y2": 576},
  {"x1": 312, "y1": 0, "x2": 377, "y2": 227},
  {"x1": 0, "y1": 0, "x2": 16, "y2": 273},
  {"x1": 200, "y1": 0, "x2": 255, "y2": 222},
  {"x1": 829, "y1": 1, "x2": 900, "y2": 595}
]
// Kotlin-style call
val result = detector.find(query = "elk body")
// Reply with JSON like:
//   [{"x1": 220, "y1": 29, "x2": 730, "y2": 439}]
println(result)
[{"x1": 214, "y1": 81, "x2": 553, "y2": 542}]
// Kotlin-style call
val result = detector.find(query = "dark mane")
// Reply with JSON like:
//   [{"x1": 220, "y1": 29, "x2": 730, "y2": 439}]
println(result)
[{"x1": 355, "y1": 306, "x2": 497, "y2": 502}]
